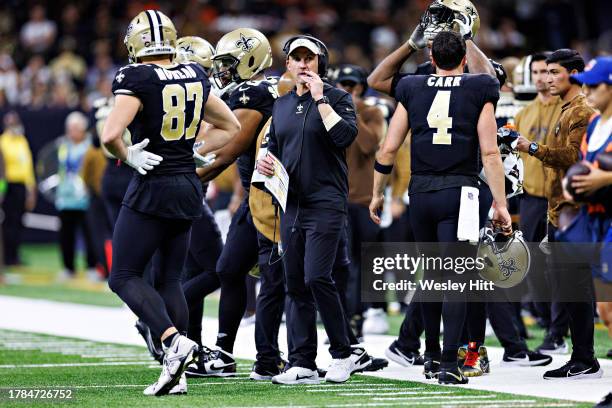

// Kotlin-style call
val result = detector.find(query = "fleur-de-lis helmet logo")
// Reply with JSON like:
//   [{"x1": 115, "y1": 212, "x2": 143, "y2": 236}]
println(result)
[{"x1": 235, "y1": 34, "x2": 256, "y2": 52}]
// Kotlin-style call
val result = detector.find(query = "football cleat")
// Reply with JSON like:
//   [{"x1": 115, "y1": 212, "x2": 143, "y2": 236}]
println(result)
[
  {"x1": 543, "y1": 359, "x2": 603, "y2": 380},
  {"x1": 349, "y1": 346, "x2": 372, "y2": 373},
  {"x1": 325, "y1": 357, "x2": 355, "y2": 383},
  {"x1": 386, "y1": 341, "x2": 424, "y2": 366},
  {"x1": 362, "y1": 308, "x2": 389, "y2": 335},
  {"x1": 461, "y1": 349, "x2": 483, "y2": 377},
  {"x1": 536, "y1": 336, "x2": 569, "y2": 355},
  {"x1": 144, "y1": 335, "x2": 198, "y2": 397},
  {"x1": 186, "y1": 347, "x2": 236, "y2": 378},
  {"x1": 271, "y1": 366, "x2": 320, "y2": 385},
  {"x1": 457, "y1": 345, "x2": 467, "y2": 367},
  {"x1": 439, "y1": 363, "x2": 469, "y2": 385},
  {"x1": 135, "y1": 320, "x2": 163, "y2": 364},
  {"x1": 501, "y1": 350, "x2": 552, "y2": 367},
  {"x1": 363, "y1": 357, "x2": 390, "y2": 372},
  {"x1": 423, "y1": 354, "x2": 441, "y2": 379},
  {"x1": 144, "y1": 373, "x2": 187, "y2": 396},
  {"x1": 249, "y1": 359, "x2": 286, "y2": 381},
  {"x1": 478, "y1": 346, "x2": 490, "y2": 374}
]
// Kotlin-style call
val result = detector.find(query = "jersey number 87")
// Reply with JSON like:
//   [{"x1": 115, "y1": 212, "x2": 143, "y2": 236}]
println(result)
[{"x1": 161, "y1": 82, "x2": 204, "y2": 141}]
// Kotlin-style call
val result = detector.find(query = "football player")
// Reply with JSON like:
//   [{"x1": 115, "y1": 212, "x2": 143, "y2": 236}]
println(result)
[
  {"x1": 102, "y1": 10, "x2": 239, "y2": 396},
  {"x1": 369, "y1": 31, "x2": 511, "y2": 384},
  {"x1": 185, "y1": 28, "x2": 278, "y2": 378}
]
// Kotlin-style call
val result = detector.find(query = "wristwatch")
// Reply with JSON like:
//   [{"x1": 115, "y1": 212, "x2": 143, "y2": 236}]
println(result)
[
  {"x1": 528, "y1": 142, "x2": 539, "y2": 156},
  {"x1": 315, "y1": 96, "x2": 330, "y2": 106}
]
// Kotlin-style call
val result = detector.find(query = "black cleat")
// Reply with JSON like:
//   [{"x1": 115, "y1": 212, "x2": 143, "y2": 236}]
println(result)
[
  {"x1": 543, "y1": 359, "x2": 603, "y2": 380},
  {"x1": 423, "y1": 354, "x2": 441, "y2": 380},
  {"x1": 135, "y1": 320, "x2": 163, "y2": 364},
  {"x1": 386, "y1": 341, "x2": 424, "y2": 366},
  {"x1": 362, "y1": 357, "x2": 389, "y2": 372},
  {"x1": 438, "y1": 363, "x2": 468, "y2": 385},
  {"x1": 186, "y1": 347, "x2": 236, "y2": 378}
]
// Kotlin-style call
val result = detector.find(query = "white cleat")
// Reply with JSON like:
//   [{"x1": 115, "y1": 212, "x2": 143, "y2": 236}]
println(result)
[
  {"x1": 325, "y1": 357, "x2": 355, "y2": 383},
  {"x1": 271, "y1": 366, "x2": 320, "y2": 385},
  {"x1": 144, "y1": 373, "x2": 187, "y2": 396},
  {"x1": 143, "y1": 335, "x2": 198, "y2": 396}
]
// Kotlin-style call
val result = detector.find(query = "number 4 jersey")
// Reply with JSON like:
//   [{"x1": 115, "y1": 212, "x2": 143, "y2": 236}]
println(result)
[
  {"x1": 112, "y1": 62, "x2": 211, "y2": 175},
  {"x1": 394, "y1": 73, "x2": 499, "y2": 193}
]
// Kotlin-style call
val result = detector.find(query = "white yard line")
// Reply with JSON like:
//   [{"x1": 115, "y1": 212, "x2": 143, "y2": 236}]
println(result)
[
  {"x1": 0, "y1": 295, "x2": 609, "y2": 403},
  {"x1": 0, "y1": 361, "x2": 157, "y2": 368}
]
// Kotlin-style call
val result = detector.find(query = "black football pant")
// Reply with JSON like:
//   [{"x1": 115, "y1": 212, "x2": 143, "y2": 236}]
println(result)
[
  {"x1": 215, "y1": 198, "x2": 259, "y2": 353},
  {"x1": 108, "y1": 205, "x2": 192, "y2": 338},
  {"x1": 548, "y1": 224, "x2": 595, "y2": 363},
  {"x1": 2, "y1": 183, "x2": 26, "y2": 266},
  {"x1": 86, "y1": 195, "x2": 112, "y2": 277},
  {"x1": 409, "y1": 187, "x2": 467, "y2": 364},
  {"x1": 181, "y1": 202, "x2": 223, "y2": 346},
  {"x1": 396, "y1": 302, "x2": 424, "y2": 353},
  {"x1": 281, "y1": 206, "x2": 352, "y2": 370},
  {"x1": 520, "y1": 194, "x2": 568, "y2": 340}
]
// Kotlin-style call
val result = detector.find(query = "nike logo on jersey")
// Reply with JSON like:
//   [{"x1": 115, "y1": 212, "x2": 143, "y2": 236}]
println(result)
[
  {"x1": 154, "y1": 66, "x2": 198, "y2": 81},
  {"x1": 238, "y1": 86, "x2": 251, "y2": 92}
]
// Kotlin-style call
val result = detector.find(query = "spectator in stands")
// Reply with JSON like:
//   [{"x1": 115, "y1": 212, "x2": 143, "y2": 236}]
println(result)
[
  {"x1": 0, "y1": 111, "x2": 36, "y2": 266},
  {"x1": 0, "y1": 53, "x2": 19, "y2": 106},
  {"x1": 55, "y1": 112, "x2": 96, "y2": 280},
  {"x1": 19, "y1": 5, "x2": 56, "y2": 56},
  {"x1": 49, "y1": 37, "x2": 87, "y2": 85}
]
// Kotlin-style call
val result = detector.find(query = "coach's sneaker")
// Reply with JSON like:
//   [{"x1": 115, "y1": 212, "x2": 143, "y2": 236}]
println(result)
[
  {"x1": 595, "y1": 392, "x2": 612, "y2": 407},
  {"x1": 536, "y1": 336, "x2": 568, "y2": 355},
  {"x1": 349, "y1": 346, "x2": 372, "y2": 373},
  {"x1": 135, "y1": 320, "x2": 163, "y2": 364},
  {"x1": 362, "y1": 308, "x2": 389, "y2": 335},
  {"x1": 386, "y1": 341, "x2": 424, "y2": 366},
  {"x1": 502, "y1": 350, "x2": 552, "y2": 367},
  {"x1": 186, "y1": 347, "x2": 236, "y2": 377},
  {"x1": 325, "y1": 357, "x2": 355, "y2": 383},
  {"x1": 423, "y1": 353, "x2": 441, "y2": 379},
  {"x1": 272, "y1": 366, "x2": 320, "y2": 385},
  {"x1": 144, "y1": 335, "x2": 198, "y2": 396},
  {"x1": 543, "y1": 359, "x2": 603, "y2": 380},
  {"x1": 438, "y1": 363, "x2": 468, "y2": 385},
  {"x1": 363, "y1": 357, "x2": 389, "y2": 372}
]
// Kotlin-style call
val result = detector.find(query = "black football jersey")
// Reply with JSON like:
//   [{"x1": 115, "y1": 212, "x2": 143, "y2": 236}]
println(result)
[
  {"x1": 395, "y1": 74, "x2": 499, "y2": 193},
  {"x1": 227, "y1": 77, "x2": 278, "y2": 189},
  {"x1": 111, "y1": 62, "x2": 211, "y2": 175}
]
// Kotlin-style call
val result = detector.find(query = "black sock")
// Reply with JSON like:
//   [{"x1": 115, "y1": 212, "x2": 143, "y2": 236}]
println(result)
[{"x1": 163, "y1": 332, "x2": 178, "y2": 348}]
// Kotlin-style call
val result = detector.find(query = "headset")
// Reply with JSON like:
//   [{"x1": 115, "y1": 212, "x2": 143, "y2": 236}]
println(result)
[{"x1": 282, "y1": 34, "x2": 329, "y2": 76}]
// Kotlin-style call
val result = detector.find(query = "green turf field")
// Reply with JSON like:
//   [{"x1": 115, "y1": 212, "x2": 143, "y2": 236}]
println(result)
[{"x1": 0, "y1": 329, "x2": 588, "y2": 408}]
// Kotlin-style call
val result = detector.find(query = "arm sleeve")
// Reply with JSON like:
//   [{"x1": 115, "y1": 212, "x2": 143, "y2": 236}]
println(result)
[
  {"x1": 534, "y1": 105, "x2": 592, "y2": 168},
  {"x1": 325, "y1": 92, "x2": 358, "y2": 148}
]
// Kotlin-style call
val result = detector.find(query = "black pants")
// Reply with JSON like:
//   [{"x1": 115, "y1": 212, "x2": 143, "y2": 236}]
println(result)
[
  {"x1": 215, "y1": 198, "x2": 259, "y2": 353},
  {"x1": 86, "y1": 195, "x2": 112, "y2": 276},
  {"x1": 548, "y1": 223, "x2": 595, "y2": 363},
  {"x1": 520, "y1": 194, "x2": 569, "y2": 339},
  {"x1": 396, "y1": 302, "x2": 424, "y2": 353},
  {"x1": 281, "y1": 206, "x2": 351, "y2": 369},
  {"x1": 181, "y1": 202, "x2": 223, "y2": 346},
  {"x1": 2, "y1": 183, "x2": 26, "y2": 265},
  {"x1": 59, "y1": 209, "x2": 97, "y2": 273},
  {"x1": 410, "y1": 187, "x2": 467, "y2": 363},
  {"x1": 108, "y1": 205, "x2": 192, "y2": 338}
]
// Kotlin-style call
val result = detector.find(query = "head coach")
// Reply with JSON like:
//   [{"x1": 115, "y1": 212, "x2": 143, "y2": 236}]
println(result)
[{"x1": 256, "y1": 35, "x2": 365, "y2": 384}]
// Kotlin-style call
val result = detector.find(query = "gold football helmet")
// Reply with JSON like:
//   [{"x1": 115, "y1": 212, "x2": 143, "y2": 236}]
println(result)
[
  {"x1": 176, "y1": 36, "x2": 215, "y2": 74},
  {"x1": 421, "y1": 0, "x2": 480, "y2": 41},
  {"x1": 124, "y1": 10, "x2": 177, "y2": 63},
  {"x1": 212, "y1": 28, "x2": 273, "y2": 89},
  {"x1": 478, "y1": 228, "x2": 531, "y2": 289}
]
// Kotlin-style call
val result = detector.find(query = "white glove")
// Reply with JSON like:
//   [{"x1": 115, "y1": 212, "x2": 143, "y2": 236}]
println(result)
[
  {"x1": 453, "y1": 13, "x2": 474, "y2": 40},
  {"x1": 192, "y1": 141, "x2": 216, "y2": 168},
  {"x1": 125, "y1": 138, "x2": 163, "y2": 175}
]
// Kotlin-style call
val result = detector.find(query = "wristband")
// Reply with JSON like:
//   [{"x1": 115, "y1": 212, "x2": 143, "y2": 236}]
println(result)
[{"x1": 374, "y1": 160, "x2": 393, "y2": 174}]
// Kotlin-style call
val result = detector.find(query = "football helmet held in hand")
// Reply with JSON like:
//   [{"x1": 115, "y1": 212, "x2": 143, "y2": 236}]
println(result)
[
  {"x1": 420, "y1": 0, "x2": 480, "y2": 43},
  {"x1": 478, "y1": 227, "x2": 530, "y2": 288}
]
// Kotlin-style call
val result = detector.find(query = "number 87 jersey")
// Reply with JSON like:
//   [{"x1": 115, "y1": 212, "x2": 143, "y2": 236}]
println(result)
[
  {"x1": 395, "y1": 74, "x2": 499, "y2": 183},
  {"x1": 112, "y1": 62, "x2": 210, "y2": 175}
]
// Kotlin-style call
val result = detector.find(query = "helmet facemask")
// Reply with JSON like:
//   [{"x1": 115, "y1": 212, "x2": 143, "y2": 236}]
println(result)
[
  {"x1": 421, "y1": 2, "x2": 457, "y2": 42},
  {"x1": 212, "y1": 56, "x2": 241, "y2": 89}
]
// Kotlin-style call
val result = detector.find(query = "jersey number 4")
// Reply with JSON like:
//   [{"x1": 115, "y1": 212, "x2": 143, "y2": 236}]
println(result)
[
  {"x1": 161, "y1": 82, "x2": 203, "y2": 141},
  {"x1": 427, "y1": 90, "x2": 453, "y2": 145}
]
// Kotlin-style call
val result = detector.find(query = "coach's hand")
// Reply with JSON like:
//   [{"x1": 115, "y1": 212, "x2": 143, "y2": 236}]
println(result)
[
  {"x1": 369, "y1": 194, "x2": 385, "y2": 224},
  {"x1": 125, "y1": 138, "x2": 163, "y2": 175},
  {"x1": 491, "y1": 203, "x2": 513, "y2": 235},
  {"x1": 300, "y1": 70, "x2": 324, "y2": 101},
  {"x1": 257, "y1": 154, "x2": 275, "y2": 177}
]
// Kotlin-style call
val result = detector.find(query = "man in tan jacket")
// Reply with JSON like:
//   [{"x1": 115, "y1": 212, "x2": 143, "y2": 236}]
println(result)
[{"x1": 516, "y1": 48, "x2": 601, "y2": 380}]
